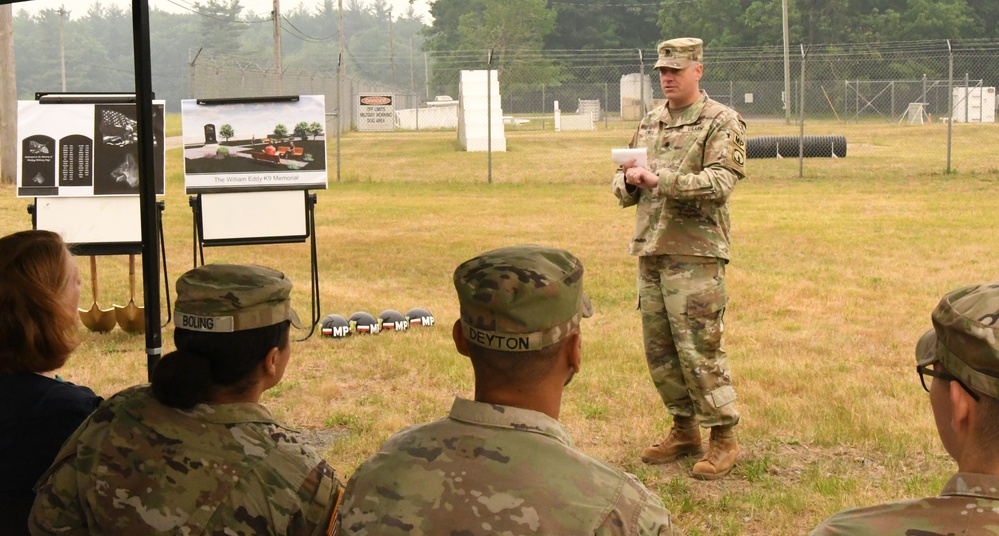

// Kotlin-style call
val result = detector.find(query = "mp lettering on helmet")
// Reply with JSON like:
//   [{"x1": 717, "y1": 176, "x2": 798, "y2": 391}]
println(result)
[
  {"x1": 411, "y1": 316, "x2": 434, "y2": 326},
  {"x1": 323, "y1": 325, "x2": 350, "y2": 337}
]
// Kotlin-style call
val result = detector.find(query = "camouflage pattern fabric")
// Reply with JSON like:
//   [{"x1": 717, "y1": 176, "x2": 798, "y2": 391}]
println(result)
[
  {"x1": 174, "y1": 263, "x2": 304, "y2": 333},
  {"x1": 340, "y1": 398, "x2": 673, "y2": 535},
  {"x1": 612, "y1": 92, "x2": 745, "y2": 427},
  {"x1": 611, "y1": 92, "x2": 747, "y2": 260},
  {"x1": 639, "y1": 256, "x2": 738, "y2": 427},
  {"x1": 917, "y1": 282, "x2": 999, "y2": 399},
  {"x1": 453, "y1": 244, "x2": 594, "y2": 352},
  {"x1": 654, "y1": 37, "x2": 703, "y2": 70},
  {"x1": 810, "y1": 472, "x2": 999, "y2": 535},
  {"x1": 29, "y1": 385, "x2": 340, "y2": 536}
]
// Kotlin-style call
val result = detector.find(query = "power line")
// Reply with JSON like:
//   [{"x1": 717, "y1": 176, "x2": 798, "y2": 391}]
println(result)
[{"x1": 280, "y1": 15, "x2": 337, "y2": 42}]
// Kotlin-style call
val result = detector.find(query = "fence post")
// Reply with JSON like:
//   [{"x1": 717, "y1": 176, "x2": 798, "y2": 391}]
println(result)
[
  {"x1": 798, "y1": 45, "x2": 806, "y2": 178},
  {"x1": 946, "y1": 40, "x2": 953, "y2": 173},
  {"x1": 638, "y1": 48, "x2": 646, "y2": 117},
  {"x1": 890, "y1": 81, "x2": 895, "y2": 120},
  {"x1": 964, "y1": 72, "x2": 970, "y2": 123},
  {"x1": 542, "y1": 83, "x2": 546, "y2": 121},
  {"x1": 604, "y1": 82, "x2": 609, "y2": 128},
  {"x1": 487, "y1": 49, "x2": 493, "y2": 185},
  {"x1": 843, "y1": 80, "x2": 848, "y2": 123},
  {"x1": 336, "y1": 51, "x2": 342, "y2": 181}
]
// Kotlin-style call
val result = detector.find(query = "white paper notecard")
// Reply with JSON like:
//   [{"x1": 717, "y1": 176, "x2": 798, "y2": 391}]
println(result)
[{"x1": 612, "y1": 148, "x2": 647, "y2": 168}]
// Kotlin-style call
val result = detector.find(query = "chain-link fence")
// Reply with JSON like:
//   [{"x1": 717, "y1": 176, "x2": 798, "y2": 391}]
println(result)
[{"x1": 191, "y1": 39, "x2": 999, "y2": 134}]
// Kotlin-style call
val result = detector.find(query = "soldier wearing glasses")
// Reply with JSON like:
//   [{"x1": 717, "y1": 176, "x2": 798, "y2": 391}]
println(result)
[{"x1": 811, "y1": 283, "x2": 999, "y2": 535}]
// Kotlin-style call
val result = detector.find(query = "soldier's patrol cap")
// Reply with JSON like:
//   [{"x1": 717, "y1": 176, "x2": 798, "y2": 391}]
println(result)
[
  {"x1": 174, "y1": 264, "x2": 304, "y2": 333},
  {"x1": 654, "y1": 37, "x2": 704, "y2": 70},
  {"x1": 453, "y1": 245, "x2": 593, "y2": 352},
  {"x1": 916, "y1": 283, "x2": 999, "y2": 399}
]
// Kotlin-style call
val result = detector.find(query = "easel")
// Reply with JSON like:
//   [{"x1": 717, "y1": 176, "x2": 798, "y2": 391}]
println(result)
[
  {"x1": 20, "y1": 93, "x2": 172, "y2": 327},
  {"x1": 188, "y1": 191, "x2": 321, "y2": 340}
]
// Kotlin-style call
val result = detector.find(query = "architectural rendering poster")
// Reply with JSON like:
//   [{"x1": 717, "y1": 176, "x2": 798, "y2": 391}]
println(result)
[
  {"x1": 181, "y1": 96, "x2": 328, "y2": 193},
  {"x1": 16, "y1": 100, "x2": 166, "y2": 197}
]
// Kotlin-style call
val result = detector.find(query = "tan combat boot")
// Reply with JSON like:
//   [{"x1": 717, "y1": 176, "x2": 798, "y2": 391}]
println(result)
[
  {"x1": 692, "y1": 425, "x2": 739, "y2": 480},
  {"x1": 641, "y1": 417, "x2": 702, "y2": 464}
]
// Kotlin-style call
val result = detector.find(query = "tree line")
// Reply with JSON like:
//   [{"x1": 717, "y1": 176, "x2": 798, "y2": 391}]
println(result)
[
  {"x1": 10, "y1": 0, "x2": 998, "y2": 108},
  {"x1": 10, "y1": 0, "x2": 426, "y2": 110}
]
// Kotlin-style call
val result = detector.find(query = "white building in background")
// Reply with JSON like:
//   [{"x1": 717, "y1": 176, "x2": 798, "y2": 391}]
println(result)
[
  {"x1": 620, "y1": 73, "x2": 654, "y2": 121},
  {"x1": 395, "y1": 96, "x2": 459, "y2": 130},
  {"x1": 951, "y1": 87, "x2": 996, "y2": 123}
]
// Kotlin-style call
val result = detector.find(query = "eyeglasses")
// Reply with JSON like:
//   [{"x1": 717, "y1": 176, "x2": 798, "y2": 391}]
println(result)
[{"x1": 916, "y1": 364, "x2": 980, "y2": 401}]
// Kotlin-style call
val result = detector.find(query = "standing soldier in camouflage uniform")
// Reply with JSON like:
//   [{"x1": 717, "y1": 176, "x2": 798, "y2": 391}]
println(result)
[
  {"x1": 811, "y1": 283, "x2": 999, "y2": 535},
  {"x1": 30, "y1": 264, "x2": 342, "y2": 536},
  {"x1": 612, "y1": 37, "x2": 747, "y2": 480},
  {"x1": 340, "y1": 245, "x2": 674, "y2": 535}
]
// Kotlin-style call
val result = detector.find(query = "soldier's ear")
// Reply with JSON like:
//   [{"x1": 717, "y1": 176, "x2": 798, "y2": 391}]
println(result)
[
  {"x1": 563, "y1": 331, "x2": 581, "y2": 374},
  {"x1": 262, "y1": 346, "x2": 281, "y2": 378},
  {"x1": 949, "y1": 380, "x2": 972, "y2": 437},
  {"x1": 452, "y1": 320, "x2": 471, "y2": 358}
]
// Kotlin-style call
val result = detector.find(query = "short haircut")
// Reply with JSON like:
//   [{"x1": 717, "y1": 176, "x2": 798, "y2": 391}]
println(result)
[
  {"x1": 467, "y1": 334, "x2": 569, "y2": 389},
  {"x1": 0, "y1": 230, "x2": 78, "y2": 373},
  {"x1": 151, "y1": 320, "x2": 291, "y2": 409},
  {"x1": 974, "y1": 394, "x2": 999, "y2": 458}
]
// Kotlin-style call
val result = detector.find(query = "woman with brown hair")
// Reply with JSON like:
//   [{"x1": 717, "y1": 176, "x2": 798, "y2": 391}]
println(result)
[{"x1": 0, "y1": 230, "x2": 102, "y2": 534}]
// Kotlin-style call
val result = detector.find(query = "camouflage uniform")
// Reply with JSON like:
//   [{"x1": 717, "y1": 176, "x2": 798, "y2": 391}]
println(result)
[
  {"x1": 341, "y1": 398, "x2": 672, "y2": 535},
  {"x1": 812, "y1": 283, "x2": 999, "y2": 534},
  {"x1": 612, "y1": 89, "x2": 746, "y2": 427},
  {"x1": 29, "y1": 385, "x2": 339, "y2": 535},
  {"x1": 810, "y1": 473, "x2": 999, "y2": 535},
  {"x1": 341, "y1": 245, "x2": 673, "y2": 535}
]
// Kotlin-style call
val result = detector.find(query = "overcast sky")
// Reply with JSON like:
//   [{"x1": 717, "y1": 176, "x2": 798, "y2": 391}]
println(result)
[{"x1": 9, "y1": 0, "x2": 432, "y2": 22}]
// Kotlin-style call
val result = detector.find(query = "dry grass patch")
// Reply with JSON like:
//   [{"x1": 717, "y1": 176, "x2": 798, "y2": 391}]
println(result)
[{"x1": 1, "y1": 119, "x2": 997, "y2": 535}]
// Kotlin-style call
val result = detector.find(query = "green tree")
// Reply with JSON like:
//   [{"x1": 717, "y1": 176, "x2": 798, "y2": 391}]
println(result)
[
  {"x1": 191, "y1": 0, "x2": 246, "y2": 55},
  {"x1": 308, "y1": 122, "x2": 324, "y2": 139},
  {"x1": 219, "y1": 124, "x2": 234, "y2": 141},
  {"x1": 424, "y1": 0, "x2": 561, "y2": 94},
  {"x1": 273, "y1": 124, "x2": 289, "y2": 138},
  {"x1": 293, "y1": 121, "x2": 310, "y2": 139},
  {"x1": 545, "y1": 0, "x2": 661, "y2": 51}
]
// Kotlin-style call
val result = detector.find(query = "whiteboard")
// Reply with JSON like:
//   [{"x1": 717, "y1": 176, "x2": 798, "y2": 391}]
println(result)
[
  {"x1": 200, "y1": 190, "x2": 307, "y2": 242},
  {"x1": 35, "y1": 196, "x2": 142, "y2": 244}
]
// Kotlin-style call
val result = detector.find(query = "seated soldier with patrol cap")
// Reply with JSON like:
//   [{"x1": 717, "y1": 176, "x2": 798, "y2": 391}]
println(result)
[
  {"x1": 340, "y1": 244, "x2": 674, "y2": 535},
  {"x1": 811, "y1": 283, "x2": 999, "y2": 535},
  {"x1": 30, "y1": 264, "x2": 342, "y2": 536}
]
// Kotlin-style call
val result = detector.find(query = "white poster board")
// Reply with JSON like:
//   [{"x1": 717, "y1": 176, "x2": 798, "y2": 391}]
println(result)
[
  {"x1": 34, "y1": 196, "x2": 143, "y2": 245},
  {"x1": 199, "y1": 190, "x2": 307, "y2": 243},
  {"x1": 181, "y1": 96, "x2": 328, "y2": 193},
  {"x1": 16, "y1": 99, "x2": 166, "y2": 198}
]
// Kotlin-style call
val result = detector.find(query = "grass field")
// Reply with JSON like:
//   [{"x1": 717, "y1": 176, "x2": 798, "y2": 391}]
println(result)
[{"x1": 2, "y1": 119, "x2": 997, "y2": 535}]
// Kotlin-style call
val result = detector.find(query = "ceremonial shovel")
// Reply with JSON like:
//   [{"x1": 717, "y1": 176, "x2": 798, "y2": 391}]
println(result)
[
  {"x1": 114, "y1": 254, "x2": 145, "y2": 334},
  {"x1": 79, "y1": 256, "x2": 117, "y2": 333}
]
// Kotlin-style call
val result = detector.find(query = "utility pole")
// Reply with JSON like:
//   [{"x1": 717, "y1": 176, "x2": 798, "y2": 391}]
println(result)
[
  {"x1": 1, "y1": 4, "x2": 17, "y2": 185},
  {"x1": 409, "y1": 35, "x2": 415, "y2": 93},
  {"x1": 272, "y1": 0, "x2": 282, "y2": 93},
  {"x1": 388, "y1": 9, "x2": 396, "y2": 87},
  {"x1": 58, "y1": 6, "x2": 68, "y2": 91}
]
